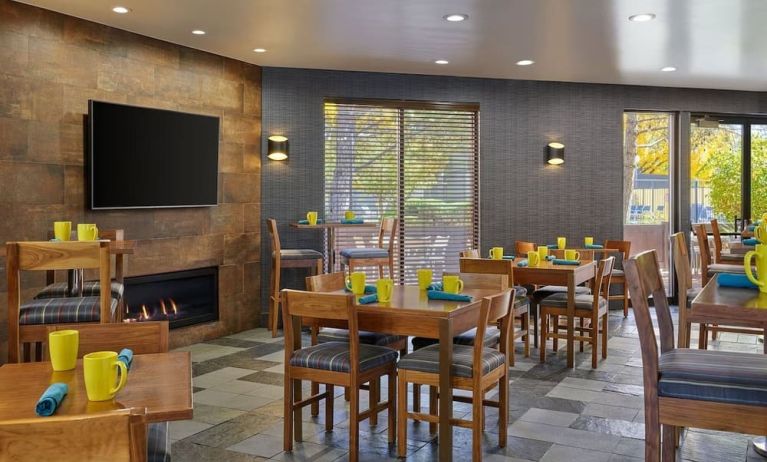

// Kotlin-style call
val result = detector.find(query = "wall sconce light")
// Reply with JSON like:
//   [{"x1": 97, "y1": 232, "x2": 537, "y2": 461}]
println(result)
[
  {"x1": 267, "y1": 135, "x2": 289, "y2": 161},
  {"x1": 546, "y1": 142, "x2": 565, "y2": 165}
]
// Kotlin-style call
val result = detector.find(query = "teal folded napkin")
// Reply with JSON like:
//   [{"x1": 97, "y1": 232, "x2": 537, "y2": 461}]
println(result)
[
  {"x1": 547, "y1": 244, "x2": 558, "y2": 249},
  {"x1": 718, "y1": 273, "x2": 759, "y2": 290},
  {"x1": 340, "y1": 218, "x2": 364, "y2": 224},
  {"x1": 517, "y1": 260, "x2": 528, "y2": 267},
  {"x1": 345, "y1": 285, "x2": 377, "y2": 294},
  {"x1": 426, "y1": 282, "x2": 443, "y2": 291},
  {"x1": 298, "y1": 219, "x2": 324, "y2": 225},
  {"x1": 585, "y1": 244, "x2": 604, "y2": 249},
  {"x1": 552, "y1": 259, "x2": 580, "y2": 266},
  {"x1": 427, "y1": 291, "x2": 472, "y2": 302},
  {"x1": 36, "y1": 383, "x2": 68, "y2": 417},
  {"x1": 744, "y1": 238, "x2": 760, "y2": 246},
  {"x1": 545, "y1": 255, "x2": 555, "y2": 261},
  {"x1": 748, "y1": 225, "x2": 757, "y2": 231},
  {"x1": 118, "y1": 348, "x2": 133, "y2": 371},
  {"x1": 502, "y1": 255, "x2": 515, "y2": 260},
  {"x1": 358, "y1": 293, "x2": 378, "y2": 304}
]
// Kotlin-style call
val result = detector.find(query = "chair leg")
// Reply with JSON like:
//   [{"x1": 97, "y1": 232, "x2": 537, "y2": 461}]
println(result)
[
  {"x1": 602, "y1": 313, "x2": 608, "y2": 359},
  {"x1": 523, "y1": 311, "x2": 530, "y2": 358},
  {"x1": 270, "y1": 261, "x2": 281, "y2": 338},
  {"x1": 579, "y1": 317, "x2": 585, "y2": 353},
  {"x1": 294, "y1": 380, "x2": 303, "y2": 442},
  {"x1": 622, "y1": 283, "x2": 629, "y2": 318},
  {"x1": 683, "y1": 322, "x2": 692, "y2": 349},
  {"x1": 591, "y1": 313, "x2": 598, "y2": 369},
  {"x1": 532, "y1": 302, "x2": 539, "y2": 349},
  {"x1": 711, "y1": 324, "x2": 719, "y2": 341},
  {"x1": 429, "y1": 386, "x2": 438, "y2": 434},
  {"x1": 509, "y1": 329, "x2": 516, "y2": 367},
  {"x1": 662, "y1": 424, "x2": 677, "y2": 461},
  {"x1": 369, "y1": 378, "x2": 380, "y2": 426},
  {"x1": 539, "y1": 312, "x2": 548, "y2": 363},
  {"x1": 325, "y1": 384, "x2": 334, "y2": 432},
  {"x1": 552, "y1": 315, "x2": 559, "y2": 352},
  {"x1": 498, "y1": 370, "x2": 508, "y2": 448},
  {"x1": 471, "y1": 385, "x2": 483, "y2": 461},
  {"x1": 22, "y1": 342, "x2": 31, "y2": 363},
  {"x1": 644, "y1": 402, "x2": 661, "y2": 462},
  {"x1": 283, "y1": 376, "x2": 294, "y2": 452},
  {"x1": 388, "y1": 371, "x2": 396, "y2": 444},
  {"x1": 349, "y1": 383, "x2": 360, "y2": 462},
  {"x1": 698, "y1": 324, "x2": 708, "y2": 350},
  {"x1": 311, "y1": 327, "x2": 320, "y2": 417},
  {"x1": 397, "y1": 374, "x2": 408, "y2": 457},
  {"x1": 412, "y1": 383, "x2": 421, "y2": 416},
  {"x1": 378, "y1": 264, "x2": 384, "y2": 279}
]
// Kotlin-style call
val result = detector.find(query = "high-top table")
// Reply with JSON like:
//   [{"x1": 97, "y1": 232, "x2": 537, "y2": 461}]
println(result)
[
  {"x1": 290, "y1": 222, "x2": 377, "y2": 271},
  {"x1": 300, "y1": 285, "x2": 499, "y2": 462}
]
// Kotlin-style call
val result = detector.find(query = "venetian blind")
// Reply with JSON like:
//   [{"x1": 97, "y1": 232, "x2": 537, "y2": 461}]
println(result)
[{"x1": 324, "y1": 99, "x2": 479, "y2": 284}]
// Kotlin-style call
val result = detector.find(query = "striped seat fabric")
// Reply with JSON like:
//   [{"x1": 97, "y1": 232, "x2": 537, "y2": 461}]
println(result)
[
  {"x1": 540, "y1": 293, "x2": 607, "y2": 310},
  {"x1": 19, "y1": 297, "x2": 118, "y2": 325},
  {"x1": 411, "y1": 327, "x2": 500, "y2": 351},
  {"x1": 658, "y1": 349, "x2": 767, "y2": 406},
  {"x1": 398, "y1": 344, "x2": 506, "y2": 378},
  {"x1": 339, "y1": 248, "x2": 389, "y2": 259},
  {"x1": 514, "y1": 295, "x2": 529, "y2": 309},
  {"x1": 290, "y1": 341, "x2": 398, "y2": 373},
  {"x1": 147, "y1": 422, "x2": 170, "y2": 462},
  {"x1": 317, "y1": 328, "x2": 405, "y2": 346},
  {"x1": 532, "y1": 285, "x2": 591, "y2": 302},
  {"x1": 279, "y1": 249, "x2": 323, "y2": 260},
  {"x1": 513, "y1": 285, "x2": 528, "y2": 298},
  {"x1": 34, "y1": 281, "x2": 125, "y2": 300}
]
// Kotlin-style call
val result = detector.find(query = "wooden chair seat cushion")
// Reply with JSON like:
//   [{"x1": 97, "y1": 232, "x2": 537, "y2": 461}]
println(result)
[
  {"x1": 279, "y1": 249, "x2": 323, "y2": 260},
  {"x1": 686, "y1": 287, "x2": 703, "y2": 304},
  {"x1": 339, "y1": 248, "x2": 389, "y2": 259},
  {"x1": 532, "y1": 285, "x2": 591, "y2": 302},
  {"x1": 659, "y1": 349, "x2": 767, "y2": 406},
  {"x1": 707, "y1": 263, "x2": 748, "y2": 276},
  {"x1": 147, "y1": 422, "x2": 170, "y2": 462},
  {"x1": 34, "y1": 281, "x2": 125, "y2": 300},
  {"x1": 398, "y1": 344, "x2": 505, "y2": 378},
  {"x1": 514, "y1": 295, "x2": 529, "y2": 310},
  {"x1": 19, "y1": 296, "x2": 118, "y2": 325},
  {"x1": 539, "y1": 293, "x2": 607, "y2": 310},
  {"x1": 411, "y1": 327, "x2": 501, "y2": 351},
  {"x1": 611, "y1": 269, "x2": 624, "y2": 278},
  {"x1": 289, "y1": 341, "x2": 398, "y2": 373},
  {"x1": 317, "y1": 328, "x2": 405, "y2": 347},
  {"x1": 513, "y1": 285, "x2": 528, "y2": 298}
]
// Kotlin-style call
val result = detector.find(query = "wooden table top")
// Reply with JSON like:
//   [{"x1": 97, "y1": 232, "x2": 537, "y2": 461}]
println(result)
[
  {"x1": 512, "y1": 259, "x2": 597, "y2": 272},
  {"x1": 0, "y1": 352, "x2": 192, "y2": 423},
  {"x1": 290, "y1": 222, "x2": 377, "y2": 229},
  {"x1": 345, "y1": 285, "x2": 497, "y2": 318},
  {"x1": 691, "y1": 274, "x2": 767, "y2": 325}
]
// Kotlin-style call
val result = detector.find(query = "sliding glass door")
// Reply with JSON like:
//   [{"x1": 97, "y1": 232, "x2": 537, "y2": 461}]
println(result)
[{"x1": 751, "y1": 125, "x2": 767, "y2": 219}]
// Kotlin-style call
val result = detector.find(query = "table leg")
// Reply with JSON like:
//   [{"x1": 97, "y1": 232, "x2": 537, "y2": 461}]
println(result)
[
  {"x1": 327, "y1": 227, "x2": 336, "y2": 272},
  {"x1": 438, "y1": 318, "x2": 454, "y2": 462},
  {"x1": 566, "y1": 273, "x2": 575, "y2": 368}
]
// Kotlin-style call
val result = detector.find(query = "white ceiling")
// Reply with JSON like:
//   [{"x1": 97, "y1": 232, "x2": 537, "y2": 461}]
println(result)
[{"x1": 15, "y1": 0, "x2": 767, "y2": 91}]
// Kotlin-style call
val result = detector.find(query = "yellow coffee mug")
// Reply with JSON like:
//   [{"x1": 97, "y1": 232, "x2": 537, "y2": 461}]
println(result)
[
  {"x1": 49, "y1": 330, "x2": 79, "y2": 372},
  {"x1": 344, "y1": 210, "x2": 355, "y2": 220},
  {"x1": 306, "y1": 211, "x2": 318, "y2": 226},
  {"x1": 756, "y1": 224, "x2": 767, "y2": 242},
  {"x1": 489, "y1": 247, "x2": 503, "y2": 260},
  {"x1": 537, "y1": 246, "x2": 549, "y2": 261},
  {"x1": 376, "y1": 278, "x2": 393, "y2": 302},
  {"x1": 557, "y1": 237, "x2": 566, "y2": 250},
  {"x1": 417, "y1": 269, "x2": 433, "y2": 290},
  {"x1": 443, "y1": 275, "x2": 464, "y2": 294},
  {"x1": 77, "y1": 223, "x2": 98, "y2": 241},
  {"x1": 584, "y1": 237, "x2": 594, "y2": 246},
  {"x1": 345, "y1": 271, "x2": 366, "y2": 295},
  {"x1": 528, "y1": 250, "x2": 541, "y2": 267},
  {"x1": 745, "y1": 244, "x2": 767, "y2": 294},
  {"x1": 565, "y1": 249, "x2": 581, "y2": 261},
  {"x1": 53, "y1": 221, "x2": 72, "y2": 241},
  {"x1": 83, "y1": 351, "x2": 128, "y2": 401}
]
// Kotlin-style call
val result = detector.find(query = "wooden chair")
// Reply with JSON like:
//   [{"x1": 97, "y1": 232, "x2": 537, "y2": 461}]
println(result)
[
  {"x1": 539, "y1": 257, "x2": 614, "y2": 368},
  {"x1": 0, "y1": 408, "x2": 148, "y2": 462},
  {"x1": 7, "y1": 241, "x2": 117, "y2": 363},
  {"x1": 282, "y1": 290, "x2": 397, "y2": 462},
  {"x1": 670, "y1": 232, "x2": 697, "y2": 349},
  {"x1": 45, "y1": 321, "x2": 169, "y2": 358},
  {"x1": 624, "y1": 250, "x2": 767, "y2": 462},
  {"x1": 267, "y1": 218, "x2": 323, "y2": 337},
  {"x1": 515, "y1": 241, "x2": 536, "y2": 256},
  {"x1": 396, "y1": 289, "x2": 515, "y2": 461},
  {"x1": 710, "y1": 219, "x2": 742, "y2": 264},
  {"x1": 339, "y1": 217, "x2": 397, "y2": 278},
  {"x1": 550, "y1": 249, "x2": 595, "y2": 261},
  {"x1": 459, "y1": 249, "x2": 480, "y2": 258},
  {"x1": 694, "y1": 224, "x2": 744, "y2": 287},
  {"x1": 604, "y1": 240, "x2": 631, "y2": 317}
]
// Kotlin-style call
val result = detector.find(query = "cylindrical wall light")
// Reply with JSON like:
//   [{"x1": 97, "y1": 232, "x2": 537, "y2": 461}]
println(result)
[
  {"x1": 546, "y1": 142, "x2": 565, "y2": 165},
  {"x1": 267, "y1": 135, "x2": 289, "y2": 161}
]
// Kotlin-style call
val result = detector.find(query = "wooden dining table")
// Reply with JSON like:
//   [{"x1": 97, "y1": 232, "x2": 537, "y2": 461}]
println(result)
[
  {"x1": 0, "y1": 351, "x2": 192, "y2": 423},
  {"x1": 297, "y1": 285, "x2": 500, "y2": 462},
  {"x1": 290, "y1": 221, "x2": 377, "y2": 271}
]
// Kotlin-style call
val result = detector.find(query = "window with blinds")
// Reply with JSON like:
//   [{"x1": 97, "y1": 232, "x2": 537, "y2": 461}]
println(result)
[{"x1": 324, "y1": 99, "x2": 480, "y2": 284}]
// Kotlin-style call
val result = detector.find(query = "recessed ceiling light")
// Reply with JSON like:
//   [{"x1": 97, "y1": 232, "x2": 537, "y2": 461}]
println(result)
[
  {"x1": 112, "y1": 6, "x2": 130, "y2": 14},
  {"x1": 192, "y1": 29, "x2": 206, "y2": 35},
  {"x1": 435, "y1": 59, "x2": 449, "y2": 65},
  {"x1": 443, "y1": 14, "x2": 468, "y2": 22},
  {"x1": 516, "y1": 59, "x2": 535, "y2": 66},
  {"x1": 661, "y1": 66, "x2": 677, "y2": 72},
  {"x1": 253, "y1": 48, "x2": 267, "y2": 53},
  {"x1": 629, "y1": 13, "x2": 656, "y2": 22}
]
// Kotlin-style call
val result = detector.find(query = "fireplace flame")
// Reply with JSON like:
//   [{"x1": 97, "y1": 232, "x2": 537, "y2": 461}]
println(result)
[
  {"x1": 170, "y1": 298, "x2": 178, "y2": 315},
  {"x1": 160, "y1": 299, "x2": 168, "y2": 316},
  {"x1": 141, "y1": 304, "x2": 150, "y2": 320}
]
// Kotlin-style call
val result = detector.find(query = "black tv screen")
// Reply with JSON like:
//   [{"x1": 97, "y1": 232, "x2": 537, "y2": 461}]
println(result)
[{"x1": 88, "y1": 101, "x2": 219, "y2": 209}]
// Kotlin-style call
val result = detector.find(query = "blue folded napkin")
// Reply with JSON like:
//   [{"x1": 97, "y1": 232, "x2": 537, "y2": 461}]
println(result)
[
  {"x1": 298, "y1": 219, "x2": 324, "y2": 225},
  {"x1": 358, "y1": 293, "x2": 378, "y2": 304},
  {"x1": 427, "y1": 291, "x2": 472, "y2": 302},
  {"x1": 502, "y1": 255, "x2": 515, "y2": 260},
  {"x1": 345, "y1": 284, "x2": 377, "y2": 294},
  {"x1": 545, "y1": 255, "x2": 555, "y2": 261},
  {"x1": 517, "y1": 259, "x2": 529, "y2": 267},
  {"x1": 547, "y1": 244, "x2": 559, "y2": 249},
  {"x1": 426, "y1": 282, "x2": 443, "y2": 291},
  {"x1": 718, "y1": 273, "x2": 759, "y2": 290},
  {"x1": 585, "y1": 244, "x2": 604, "y2": 249},
  {"x1": 552, "y1": 259, "x2": 580, "y2": 266},
  {"x1": 748, "y1": 225, "x2": 757, "y2": 231},
  {"x1": 35, "y1": 383, "x2": 68, "y2": 417},
  {"x1": 118, "y1": 348, "x2": 134, "y2": 371},
  {"x1": 744, "y1": 238, "x2": 761, "y2": 246},
  {"x1": 340, "y1": 218, "x2": 364, "y2": 224}
]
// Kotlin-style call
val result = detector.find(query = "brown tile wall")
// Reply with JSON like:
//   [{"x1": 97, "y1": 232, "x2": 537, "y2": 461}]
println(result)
[{"x1": 0, "y1": 0, "x2": 262, "y2": 361}]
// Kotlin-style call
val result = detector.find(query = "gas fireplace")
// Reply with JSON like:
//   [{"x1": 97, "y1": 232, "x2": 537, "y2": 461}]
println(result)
[{"x1": 123, "y1": 267, "x2": 218, "y2": 329}]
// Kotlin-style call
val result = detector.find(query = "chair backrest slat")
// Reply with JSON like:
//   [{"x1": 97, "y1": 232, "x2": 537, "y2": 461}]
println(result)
[
  {"x1": 593, "y1": 257, "x2": 615, "y2": 302},
  {"x1": 444, "y1": 272, "x2": 508, "y2": 291},
  {"x1": 267, "y1": 218, "x2": 281, "y2": 255},
  {"x1": 459, "y1": 258, "x2": 515, "y2": 286},
  {"x1": 10, "y1": 241, "x2": 108, "y2": 271},
  {"x1": 604, "y1": 240, "x2": 631, "y2": 260},
  {"x1": 306, "y1": 272, "x2": 346, "y2": 292},
  {"x1": 46, "y1": 321, "x2": 169, "y2": 358},
  {"x1": 671, "y1": 232, "x2": 693, "y2": 309},
  {"x1": 473, "y1": 289, "x2": 514, "y2": 379},
  {"x1": 377, "y1": 217, "x2": 397, "y2": 251},
  {"x1": 694, "y1": 224, "x2": 713, "y2": 285},
  {"x1": 459, "y1": 249, "x2": 480, "y2": 258},
  {"x1": 710, "y1": 219, "x2": 724, "y2": 263},
  {"x1": 515, "y1": 241, "x2": 536, "y2": 256}
]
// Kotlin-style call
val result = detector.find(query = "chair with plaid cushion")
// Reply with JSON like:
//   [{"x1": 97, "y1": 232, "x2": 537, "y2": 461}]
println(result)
[
  {"x1": 282, "y1": 290, "x2": 397, "y2": 462},
  {"x1": 604, "y1": 239, "x2": 631, "y2": 317},
  {"x1": 625, "y1": 250, "x2": 767, "y2": 461},
  {"x1": 339, "y1": 217, "x2": 397, "y2": 278},
  {"x1": 6, "y1": 240, "x2": 119, "y2": 363}
]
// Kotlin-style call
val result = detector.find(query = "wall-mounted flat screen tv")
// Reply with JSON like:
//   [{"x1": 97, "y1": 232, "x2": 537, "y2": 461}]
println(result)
[{"x1": 88, "y1": 101, "x2": 219, "y2": 209}]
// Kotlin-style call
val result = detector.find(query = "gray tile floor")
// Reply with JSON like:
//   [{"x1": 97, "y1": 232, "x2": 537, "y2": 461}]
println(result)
[{"x1": 171, "y1": 308, "x2": 767, "y2": 461}]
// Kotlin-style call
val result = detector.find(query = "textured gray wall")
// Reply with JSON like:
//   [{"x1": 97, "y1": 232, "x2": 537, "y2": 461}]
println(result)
[{"x1": 260, "y1": 67, "x2": 764, "y2": 318}]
